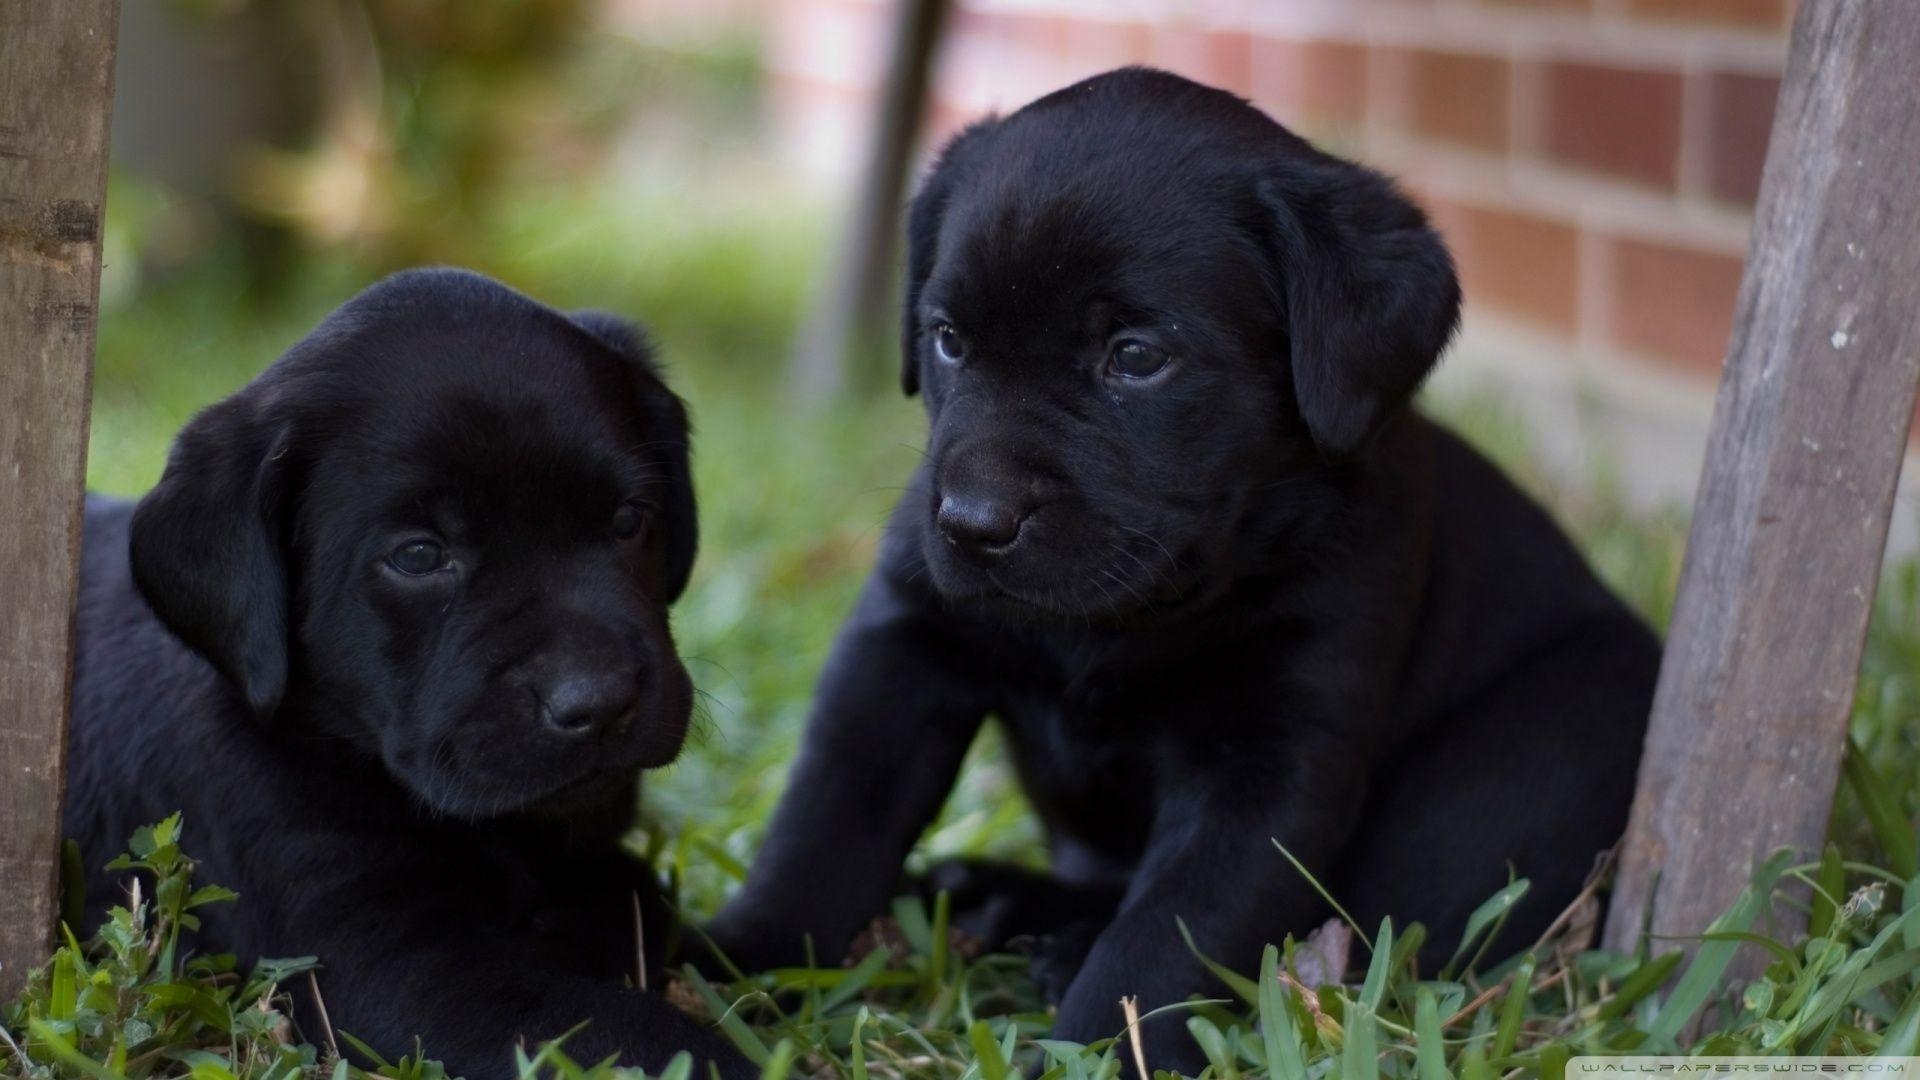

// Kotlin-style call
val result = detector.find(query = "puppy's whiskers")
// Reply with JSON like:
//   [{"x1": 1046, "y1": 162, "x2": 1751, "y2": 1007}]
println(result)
[
  {"x1": 1084, "y1": 571, "x2": 1121, "y2": 615},
  {"x1": 422, "y1": 735, "x2": 465, "y2": 819},
  {"x1": 681, "y1": 655, "x2": 744, "y2": 699},
  {"x1": 617, "y1": 439, "x2": 686, "y2": 455},
  {"x1": 690, "y1": 684, "x2": 733, "y2": 721},
  {"x1": 1099, "y1": 562, "x2": 1152, "y2": 612},
  {"x1": 1118, "y1": 524, "x2": 1180, "y2": 571},
  {"x1": 1112, "y1": 538, "x2": 1158, "y2": 576}
]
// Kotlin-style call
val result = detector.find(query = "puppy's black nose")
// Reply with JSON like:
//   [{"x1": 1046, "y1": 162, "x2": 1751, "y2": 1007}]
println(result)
[
  {"x1": 541, "y1": 672, "x2": 641, "y2": 739},
  {"x1": 937, "y1": 494, "x2": 1026, "y2": 561}
]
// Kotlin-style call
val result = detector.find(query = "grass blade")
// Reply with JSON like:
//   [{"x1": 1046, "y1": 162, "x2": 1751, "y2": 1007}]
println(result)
[
  {"x1": 1648, "y1": 849, "x2": 1794, "y2": 1045},
  {"x1": 1414, "y1": 988, "x2": 1451, "y2": 1080},
  {"x1": 1187, "y1": 1017, "x2": 1235, "y2": 1078},
  {"x1": 1846, "y1": 741, "x2": 1919, "y2": 879},
  {"x1": 1491, "y1": 954, "x2": 1535, "y2": 1061},
  {"x1": 1810, "y1": 844, "x2": 1846, "y2": 940},
  {"x1": 1446, "y1": 880, "x2": 1530, "y2": 977},
  {"x1": 1177, "y1": 918, "x2": 1260, "y2": 1005},
  {"x1": 27, "y1": 1020, "x2": 129, "y2": 1080},
  {"x1": 1359, "y1": 918, "x2": 1394, "y2": 1014},
  {"x1": 1903, "y1": 871, "x2": 1920, "y2": 954},
  {"x1": 1694, "y1": 931, "x2": 1800, "y2": 972},
  {"x1": 819, "y1": 947, "x2": 895, "y2": 1014},
  {"x1": 849, "y1": 1008, "x2": 870, "y2": 1080},
  {"x1": 968, "y1": 1021, "x2": 1009, "y2": 1080},
  {"x1": 1258, "y1": 945, "x2": 1308, "y2": 1077},
  {"x1": 891, "y1": 896, "x2": 933, "y2": 955},
  {"x1": 760, "y1": 1039, "x2": 795, "y2": 1080},
  {"x1": 678, "y1": 964, "x2": 772, "y2": 1064},
  {"x1": 1881, "y1": 984, "x2": 1920, "y2": 1057},
  {"x1": 1273, "y1": 841, "x2": 1371, "y2": 951},
  {"x1": 1341, "y1": 1000, "x2": 1377, "y2": 1080},
  {"x1": 930, "y1": 888, "x2": 953, "y2": 987}
]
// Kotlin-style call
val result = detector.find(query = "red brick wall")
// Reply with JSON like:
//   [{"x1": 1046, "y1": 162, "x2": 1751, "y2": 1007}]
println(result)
[{"x1": 759, "y1": 0, "x2": 1794, "y2": 394}]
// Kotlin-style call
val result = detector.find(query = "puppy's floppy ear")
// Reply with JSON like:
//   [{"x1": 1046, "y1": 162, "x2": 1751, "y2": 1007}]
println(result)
[
  {"x1": 901, "y1": 119, "x2": 999, "y2": 397},
  {"x1": 130, "y1": 395, "x2": 294, "y2": 717},
  {"x1": 1259, "y1": 155, "x2": 1460, "y2": 457},
  {"x1": 572, "y1": 312, "x2": 699, "y2": 603}
]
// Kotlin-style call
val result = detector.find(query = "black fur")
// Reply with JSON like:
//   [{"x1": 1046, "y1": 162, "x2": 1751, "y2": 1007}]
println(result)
[
  {"x1": 67, "y1": 269, "x2": 745, "y2": 1079},
  {"x1": 710, "y1": 69, "x2": 1659, "y2": 1071}
]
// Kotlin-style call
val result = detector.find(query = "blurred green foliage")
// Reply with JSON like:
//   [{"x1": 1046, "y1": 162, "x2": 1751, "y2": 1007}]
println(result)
[{"x1": 129, "y1": 2, "x2": 760, "y2": 275}]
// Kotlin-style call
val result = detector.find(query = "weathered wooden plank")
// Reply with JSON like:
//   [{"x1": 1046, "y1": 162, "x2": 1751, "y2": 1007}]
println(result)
[
  {"x1": 790, "y1": 0, "x2": 951, "y2": 402},
  {"x1": 1605, "y1": 0, "x2": 1920, "y2": 956},
  {"x1": 0, "y1": 1, "x2": 121, "y2": 999}
]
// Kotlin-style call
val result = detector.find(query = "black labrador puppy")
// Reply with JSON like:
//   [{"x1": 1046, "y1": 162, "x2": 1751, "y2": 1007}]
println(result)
[
  {"x1": 65, "y1": 269, "x2": 746, "y2": 1079},
  {"x1": 710, "y1": 69, "x2": 1660, "y2": 1068}
]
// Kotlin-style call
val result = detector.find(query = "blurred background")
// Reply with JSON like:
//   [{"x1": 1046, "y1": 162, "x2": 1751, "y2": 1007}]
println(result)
[{"x1": 88, "y1": 0, "x2": 1920, "y2": 905}]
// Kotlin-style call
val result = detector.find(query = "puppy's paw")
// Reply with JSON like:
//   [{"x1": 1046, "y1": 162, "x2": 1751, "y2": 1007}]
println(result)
[
  {"x1": 921, "y1": 857, "x2": 1010, "y2": 906},
  {"x1": 1022, "y1": 921, "x2": 1103, "y2": 1005},
  {"x1": 686, "y1": 918, "x2": 804, "y2": 979},
  {"x1": 920, "y1": 860, "x2": 1128, "y2": 965},
  {"x1": 919, "y1": 858, "x2": 1029, "y2": 945}
]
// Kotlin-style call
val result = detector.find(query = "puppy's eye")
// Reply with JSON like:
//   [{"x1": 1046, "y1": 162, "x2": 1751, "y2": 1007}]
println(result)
[
  {"x1": 388, "y1": 540, "x2": 448, "y2": 576},
  {"x1": 613, "y1": 501, "x2": 647, "y2": 541},
  {"x1": 932, "y1": 322, "x2": 967, "y2": 363},
  {"x1": 1109, "y1": 339, "x2": 1172, "y2": 380}
]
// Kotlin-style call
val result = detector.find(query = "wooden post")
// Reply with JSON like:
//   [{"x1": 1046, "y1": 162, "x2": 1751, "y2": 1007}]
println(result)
[
  {"x1": 1605, "y1": 0, "x2": 1920, "y2": 957},
  {"x1": 789, "y1": 0, "x2": 951, "y2": 402},
  {"x1": 0, "y1": 1, "x2": 120, "y2": 999}
]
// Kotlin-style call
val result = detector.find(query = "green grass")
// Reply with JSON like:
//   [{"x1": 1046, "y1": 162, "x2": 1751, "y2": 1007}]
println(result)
[
  {"x1": 19, "y1": 813, "x2": 1920, "y2": 1079},
  {"x1": 14, "y1": 173, "x2": 1920, "y2": 1079}
]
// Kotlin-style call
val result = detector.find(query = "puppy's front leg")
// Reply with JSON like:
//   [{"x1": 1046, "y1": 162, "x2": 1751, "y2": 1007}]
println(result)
[
  {"x1": 706, "y1": 576, "x2": 991, "y2": 971},
  {"x1": 1050, "y1": 733, "x2": 1368, "y2": 1076},
  {"x1": 296, "y1": 912, "x2": 751, "y2": 1080}
]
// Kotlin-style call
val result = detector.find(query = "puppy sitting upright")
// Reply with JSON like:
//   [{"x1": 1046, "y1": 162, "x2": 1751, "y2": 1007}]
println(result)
[
  {"x1": 65, "y1": 269, "x2": 744, "y2": 1078},
  {"x1": 711, "y1": 69, "x2": 1660, "y2": 1067}
]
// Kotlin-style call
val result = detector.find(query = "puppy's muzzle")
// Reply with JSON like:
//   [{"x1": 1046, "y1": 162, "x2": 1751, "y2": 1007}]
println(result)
[
  {"x1": 537, "y1": 668, "x2": 643, "y2": 740},
  {"x1": 937, "y1": 492, "x2": 1028, "y2": 563}
]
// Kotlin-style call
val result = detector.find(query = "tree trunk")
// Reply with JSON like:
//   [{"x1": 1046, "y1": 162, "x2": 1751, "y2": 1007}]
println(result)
[
  {"x1": 0, "y1": 0, "x2": 121, "y2": 999},
  {"x1": 1605, "y1": 0, "x2": 1920, "y2": 962}
]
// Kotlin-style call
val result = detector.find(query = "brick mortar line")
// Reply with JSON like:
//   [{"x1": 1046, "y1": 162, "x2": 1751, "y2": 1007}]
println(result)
[
  {"x1": 931, "y1": 0, "x2": 1795, "y2": 74},
  {"x1": 1675, "y1": 48, "x2": 1713, "y2": 200},
  {"x1": 1439, "y1": 310, "x2": 1920, "y2": 550},
  {"x1": 765, "y1": 33, "x2": 1786, "y2": 97},
  {"x1": 766, "y1": 69, "x2": 1761, "y2": 255},
  {"x1": 1447, "y1": 308, "x2": 1719, "y2": 440},
  {"x1": 1365, "y1": 134, "x2": 1755, "y2": 251}
]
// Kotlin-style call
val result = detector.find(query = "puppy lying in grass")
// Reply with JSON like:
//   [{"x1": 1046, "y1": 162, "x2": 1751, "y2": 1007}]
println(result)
[
  {"x1": 710, "y1": 68, "x2": 1661, "y2": 1071},
  {"x1": 65, "y1": 269, "x2": 746, "y2": 1079}
]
